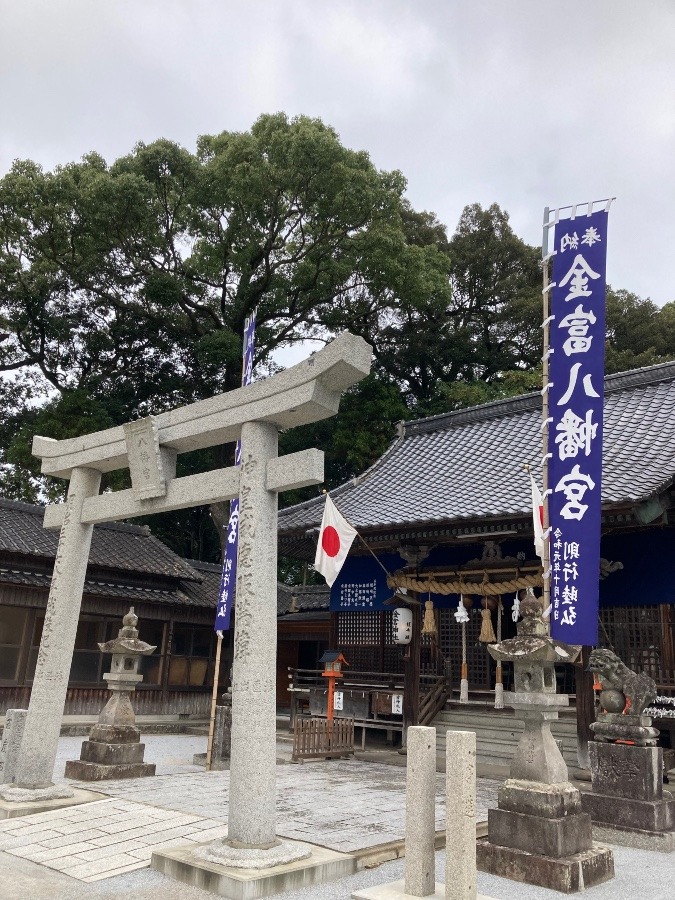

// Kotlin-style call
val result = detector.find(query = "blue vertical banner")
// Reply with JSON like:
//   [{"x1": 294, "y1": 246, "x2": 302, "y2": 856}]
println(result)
[
  {"x1": 548, "y1": 210, "x2": 609, "y2": 645},
  {"x1": 214, "y1": 310, "x2": 257, "y2": 632}
]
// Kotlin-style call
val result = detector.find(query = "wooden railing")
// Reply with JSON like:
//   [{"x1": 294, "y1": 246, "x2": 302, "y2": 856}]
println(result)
[
  {"x1": 419, "y1": 673, "x2": 450, "y2": 726},
  {"x1": 288, "y1": 667, "x2": 450, "y2": 734},
  {"x1": 292, "y1": 716, "x2": 354, "y2": 761}
]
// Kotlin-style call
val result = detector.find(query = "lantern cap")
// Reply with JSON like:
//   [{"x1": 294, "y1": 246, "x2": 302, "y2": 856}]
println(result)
[
  {"x1": 98, "y1": 607, "x2": 156, "y2": 656},
  {"x1": 319, "y1": 650, "x2": 349, "y2": 666}
]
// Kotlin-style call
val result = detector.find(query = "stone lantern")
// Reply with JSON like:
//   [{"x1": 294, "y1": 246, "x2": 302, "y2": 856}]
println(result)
[
  {"x1": 64, "y1": 608, "x2": 157, "y2": 781},
  {"x1": 475, "y1": 592, "x2": 614, "y2": 892}
]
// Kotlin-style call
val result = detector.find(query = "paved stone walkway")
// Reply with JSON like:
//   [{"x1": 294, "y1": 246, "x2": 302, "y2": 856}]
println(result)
[
  {"x1": 0, "y1": 798, "x2": 228, "y2": 882},
  {"x1": 66, "y1": 759, "x2": 501, "y2": 854}
]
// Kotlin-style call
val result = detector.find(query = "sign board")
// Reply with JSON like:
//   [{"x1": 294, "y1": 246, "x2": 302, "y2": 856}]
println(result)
[
  {"x1": 391, "y1": 694, "x2": 403, "y2": 715},
  {"x1": 333, "y1": 690, "x2": 344, "y2": 711},
  {"x1": 549, "y1": 209, "x2": 609, "y2": 646}
]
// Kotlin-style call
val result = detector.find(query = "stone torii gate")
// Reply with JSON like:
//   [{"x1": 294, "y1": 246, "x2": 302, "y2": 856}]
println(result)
[{"x1": 2, "y1": 334, "x2": 371, "y2": 848}]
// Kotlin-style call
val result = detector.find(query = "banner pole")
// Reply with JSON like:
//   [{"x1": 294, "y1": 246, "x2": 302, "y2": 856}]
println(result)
[
  {"x1": 541, "y1": 207, "x2": 552, "y2": 626},
  {"x1": 205, "y1": 631, "x2": 223, "y2": 771}
]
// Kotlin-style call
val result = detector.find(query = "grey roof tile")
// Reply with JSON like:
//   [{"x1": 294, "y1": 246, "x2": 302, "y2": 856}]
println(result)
[
  {"x1": 0, "y1": 498, "x2": 200, "y2": 581},
  {"x1": 279, "y1": 360, "x2": 675, "y2": 533}
]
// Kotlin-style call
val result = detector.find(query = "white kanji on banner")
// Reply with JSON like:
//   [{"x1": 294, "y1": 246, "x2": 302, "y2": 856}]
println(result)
[{"x1": 314, "y1": 495, "x2": 358, "y2": 587}]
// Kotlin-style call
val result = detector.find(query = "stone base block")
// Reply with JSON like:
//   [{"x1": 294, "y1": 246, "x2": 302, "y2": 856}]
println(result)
[
  {"x1": 0, "y1": 787, "x2": 105, "y2": 819},
  {"x1": 78, "y1": 739, "x2": 146, "y2": 765},
  {"x1": 351, "y1": 880, "x2": 499, "y2": 899},
  {"x1": 591, "y1": 822, "x2": 675, "y2": 853},
  {"x1": 589, "y1": 742, "x2": 663, "y2": 800},
  {"x1": 498, "y1": 779, "x2": 582, "y2": 818},
  {"x1": 476, "y1": 838, "x2": 614, "y2": 893},
  {"x1": 192, "y1": 751, "x2": 229, "y2": 770},
  {"x1": 582, "y1": 791, "x2": 675, "y2": 832},
  {"x1": 152, "y1": 839, "x2": 356, "y2": 900},
  {"x1": 64, "y1": 759, "x2": 156, "y2": 781},
  {"x1": 488, "y1": 807, "x2": 592, "y2": 858},
  {"x1": 89, "y1": 723, "x2": 140, "y2": 744}
]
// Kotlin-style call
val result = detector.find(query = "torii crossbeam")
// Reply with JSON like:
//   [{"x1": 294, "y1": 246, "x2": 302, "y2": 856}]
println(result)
[{"x1": 3, "y1": 333, "x2": 372, "y2": 857}]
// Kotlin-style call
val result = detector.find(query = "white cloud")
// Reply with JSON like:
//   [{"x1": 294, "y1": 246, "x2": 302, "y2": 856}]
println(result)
[{"x1": 0, "y1": 0, "x2": 673, "y2": 304}]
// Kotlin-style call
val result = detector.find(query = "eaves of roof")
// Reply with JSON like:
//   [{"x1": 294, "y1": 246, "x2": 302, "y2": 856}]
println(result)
[{"x1": 278, "y1": 360, "x2": 675, "y2": 536}]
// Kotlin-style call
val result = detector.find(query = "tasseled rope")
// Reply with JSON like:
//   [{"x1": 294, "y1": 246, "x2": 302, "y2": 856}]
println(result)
[
  {"x1": 454, "y1": 595, "x2": 469, "y2": 703},
  {"x1": 422, "y1": 595, "x2": 437, "y2": 636},
  {"x1": 478, "y1": 598, "x2": 496, "y2": 643},
  {"x1": 494, "y1": 596, "x2": 504, "y2": 709}
]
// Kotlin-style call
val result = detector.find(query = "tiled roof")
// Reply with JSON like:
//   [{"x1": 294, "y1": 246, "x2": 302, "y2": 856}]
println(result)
[
  {"x1": 180, "y1": 562, "x2": 330, "y2": 615},
  {"x1": 277, "y1": 583, "x2": 330, "y2": 616},
  {"x1": 0, "y1": 565, "x2": 204, "y2": 606},
  {"x1": 0, "y1": 498, "x2": 200, "y2": 581},
  {"x1": 279, "y1": 361, "x2": 675, "y2": 533},
  {"x1": 180, "y1": 560, "x2": 221, "y2": 607}
]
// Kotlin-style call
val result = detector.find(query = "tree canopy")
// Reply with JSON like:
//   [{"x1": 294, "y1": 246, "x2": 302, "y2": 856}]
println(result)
[{"x1": 1, "y1": 113, "x2": 673, "y2": 561}]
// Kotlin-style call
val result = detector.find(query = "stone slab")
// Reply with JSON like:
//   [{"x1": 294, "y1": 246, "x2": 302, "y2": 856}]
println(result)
[
  {"x1": 151, "y1": 839, "x2": 357, "y2": 900},
  {"x1": 497, "y1": 779, "x2": 581, "y2": 818},
  {"x1": 476, "y1": 838, "x2": 614, "y2": 893},
  {"x1": 78, "y1": 739, "x2": 147, "y2": 765},
  {"x1": 488, "y1": 807, "x2": 592, "y2": 858},
  {"x1": 351, "y1": 879, "x2": 500, "y2": 899},
  {"x1": 591, "y1": 821, "x2": 675, "y2": 853},
  {"x1": 590, "y1": 741, "x2": 663, "y2": 800},
  {"x1": 89, "y1": 724, "x2": 141, "y2": 744},
  {"x1": 0, "y1": 788, "x2": 106, "y2": 820},
  {"x1": 63, "y1": 760, "x2": 156, "y2": 781},
  {"x1": 582, "y1": 791, "x2": 675, "y2": 832}
]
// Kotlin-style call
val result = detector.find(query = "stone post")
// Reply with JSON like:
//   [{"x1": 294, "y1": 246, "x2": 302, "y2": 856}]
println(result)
[
  {"x1": 0, "y1": 709, "x2": 27, "y2": 785},
  {"x1": 405, "y1": 726, "x2": 437, "y2": 897},
  {"x1": 227, "y1": 421, "x2": 280, "y2": 849},
  {"x1": 8, "y1": 467, "x2": 101, "y2": 796},
  {"x1": 445, "y1": 730, "x2": 476, "y2": 900}
]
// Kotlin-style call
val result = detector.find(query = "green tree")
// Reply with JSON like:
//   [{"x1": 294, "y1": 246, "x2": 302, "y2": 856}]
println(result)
[{"x1": 0, "y1": 114, "x2": 445, "y2": 556}]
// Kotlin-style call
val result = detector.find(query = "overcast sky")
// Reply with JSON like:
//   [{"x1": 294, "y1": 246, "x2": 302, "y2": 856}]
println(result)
[{"x1": 1, "y1": 1, "x2": 674, "y2": 308}]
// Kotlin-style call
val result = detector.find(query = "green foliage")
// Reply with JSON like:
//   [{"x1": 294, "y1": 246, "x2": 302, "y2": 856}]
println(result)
[{"x1": 2, "y1": 116, "x2": 672, "y2": 566}]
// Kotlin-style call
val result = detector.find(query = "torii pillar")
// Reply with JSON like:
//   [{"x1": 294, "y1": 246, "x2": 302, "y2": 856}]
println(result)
[{"x1": 1, "y1": 334, "x2": 372, "y2": 854}]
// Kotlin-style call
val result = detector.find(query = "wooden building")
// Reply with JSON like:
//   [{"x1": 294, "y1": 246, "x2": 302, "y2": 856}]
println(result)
[
  {"x1": 278, "y1": 362, "x2": 675, "y2": 750},
  {"x1": 0, "y1": 499, "x2": 329, "y2": 719}
]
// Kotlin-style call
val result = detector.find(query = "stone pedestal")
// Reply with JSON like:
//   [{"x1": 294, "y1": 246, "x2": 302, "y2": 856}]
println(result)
[
  {"x1": 65, "y1": 723, "x2": 155, "y2": 781},
  {"x1": 581, "y1": 741, "x2": 675, "y2": 851}
]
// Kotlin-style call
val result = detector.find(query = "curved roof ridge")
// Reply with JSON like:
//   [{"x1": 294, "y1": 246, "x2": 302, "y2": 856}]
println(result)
[{"x1": 402, "y1": 359, "x2": 675, "y2": 436}]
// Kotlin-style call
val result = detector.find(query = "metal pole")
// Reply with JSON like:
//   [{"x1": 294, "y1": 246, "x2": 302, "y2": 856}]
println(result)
[
  {"x1": 205, "y1": 632, "x2": 223, "y2": 771},
  {"x1": 542, "y1": 207, "x2": 552, "y2": 625}
]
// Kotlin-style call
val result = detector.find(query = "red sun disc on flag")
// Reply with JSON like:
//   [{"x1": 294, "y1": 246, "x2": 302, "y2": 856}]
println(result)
[{"x1": 321, "y1": 526, "x2": 340, "y2": 557}]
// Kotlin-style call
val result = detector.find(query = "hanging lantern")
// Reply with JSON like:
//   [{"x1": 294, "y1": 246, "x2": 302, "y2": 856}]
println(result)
[{"x1": 393, "y1": 606, "x2": 413, "y2": 645}]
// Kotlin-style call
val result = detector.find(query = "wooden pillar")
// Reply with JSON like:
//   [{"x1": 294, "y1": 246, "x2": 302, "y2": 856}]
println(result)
[
  {"x1": 403, "y1": 601, "x2": 421, "y2": 745},
  {"x1": 575, "y1": 645, "x2": 595, "y2": 771}
]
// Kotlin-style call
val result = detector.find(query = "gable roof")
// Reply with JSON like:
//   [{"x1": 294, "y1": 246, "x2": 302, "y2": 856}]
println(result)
[
  {"x1": 278, "y1": 360, "x2": 675, "y2": 536},
  {"x1": 0, "y1": 498, "x2": 199, "y2": 581}
]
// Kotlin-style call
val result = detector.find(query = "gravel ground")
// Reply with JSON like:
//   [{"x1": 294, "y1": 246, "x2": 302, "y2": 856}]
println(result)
[
  {"x1": 4, "y1": 735, "x2": 672, "y2": 899},
  {"x1": 3, "y1": 842, "x2": 673, "y2": 900}
]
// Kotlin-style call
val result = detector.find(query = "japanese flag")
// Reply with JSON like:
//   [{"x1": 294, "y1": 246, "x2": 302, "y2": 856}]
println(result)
[
  {"x1": 314, "y1": 495, "x2": 358, "y2": 587},
  {"x1": 530, "y1": 473, "x2": 546, "y2": 562}
]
